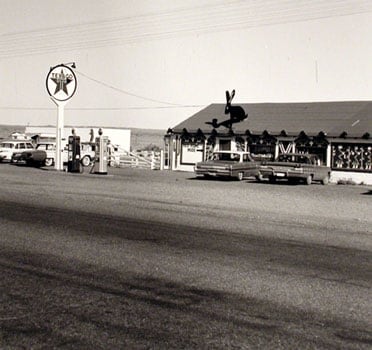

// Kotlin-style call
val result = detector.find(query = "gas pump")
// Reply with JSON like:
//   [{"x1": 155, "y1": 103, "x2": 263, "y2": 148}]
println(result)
[
  {"x1": 67, "y1": 134, "x2": 81, "y2": 173},
  {"x1": 93, "y1": 128, "x2": 108, "y2": 175}
]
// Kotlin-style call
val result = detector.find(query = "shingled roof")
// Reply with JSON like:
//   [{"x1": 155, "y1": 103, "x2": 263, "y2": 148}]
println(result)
[{"x1": 172, "y1": 101, "x2": 372, "y2": 138}]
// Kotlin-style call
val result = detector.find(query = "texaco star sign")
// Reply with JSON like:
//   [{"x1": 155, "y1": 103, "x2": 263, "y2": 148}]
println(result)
[{"x1": 46, "y1": 64, "x2": 77, "y2": 101}]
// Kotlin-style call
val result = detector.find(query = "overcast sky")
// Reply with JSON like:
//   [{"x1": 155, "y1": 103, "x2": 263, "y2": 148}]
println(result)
[{"x1": 1, "y1": 0, "x2": 372, "y2": 130}]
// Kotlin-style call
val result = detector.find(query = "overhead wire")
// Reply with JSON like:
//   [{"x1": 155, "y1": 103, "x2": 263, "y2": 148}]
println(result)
[
  {"x1": 3, "y1": 0, "x2": 370, "y2": 38},
  {"x1": 2, "y1": 10, "x2": 371, "y2": 56},
  {"x1": 0, "y1": 68, "x2": 206, "y2": 111},
  {"x1": 1, "y1": 0, "x2": 372, "y2": 58},
  {"x1": 0, "y1": 1, "x2": 263, "y2": 56},
  {"x1": 0, "y1": 105, "x2": 205, "y2": 111},
  {"x1": 1, "y1": 0, "x2": 371, "y2": 113},
  {"x1": 0, "y1": 1, "x2": 243, "y2": 53},
  {"x1": 75, "y1": 70, "x2": 184, "y2": 106},
  {"x1": 2, "y1": 2, "x2": 368, "y2": 45},
  {"x1": 2, "y1": 0, "x2": 241, "y2": 37}
]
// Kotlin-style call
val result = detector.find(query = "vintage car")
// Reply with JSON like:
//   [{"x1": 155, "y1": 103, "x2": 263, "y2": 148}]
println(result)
[
  {"x1": 80, "y1": 142, "x2": 96, "y2": 166},
  {"x1": 194, "y1": 151, "x2": 260, "y2": 180},
  {"x1": 0, "y1": 140, "x2": 34, "y2": 162},
  {"x1": 14, "y1": 142, "x2": 97, "y2": 167},
  {"x1": 258, "y1": 153, "x2": 331, "y2": 185},
  {"x1": 12, "y1": 142, "x2": 56, "y2": 166}
]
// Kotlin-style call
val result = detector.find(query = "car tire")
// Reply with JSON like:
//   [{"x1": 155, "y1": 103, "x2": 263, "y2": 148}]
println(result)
[
  {"x1": 305, "y1": 175, "x2": 312, "y2": 185},
  {"x1": 81, "y1": 156, "x2": 91, "y2": 167},
  {"x1": 255, "y1": 173, "x2": 264, "y2": 182},
  {"x1": 321, "y1": 175, "x2": 330, "y2": 185},
  {"x1": 269, "y1": 176, "x2": 276, "y2": 183},
  {"x1": 237, "y1": 172, "x2": 244, "y2": 181},
  {"x1": 44, "y1": 158, "x2": 53, "y2": 167}
]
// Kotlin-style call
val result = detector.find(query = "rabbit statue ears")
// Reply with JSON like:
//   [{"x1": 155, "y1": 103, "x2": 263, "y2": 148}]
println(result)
[{"x1": 225, "y1": 90, "x2": 235, "y2": 105}]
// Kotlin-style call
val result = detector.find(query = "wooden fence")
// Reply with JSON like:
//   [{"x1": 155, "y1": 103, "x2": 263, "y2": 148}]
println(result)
[{"x1": 114, "y1": 150, "x2": 163, "y2": 170}]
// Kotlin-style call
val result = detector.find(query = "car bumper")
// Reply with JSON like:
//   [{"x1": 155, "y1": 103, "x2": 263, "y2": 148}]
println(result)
[
  {"x1": 0, "y1": 153, "x2": 12, "y2": 161},
  {"x1": 260, "y1": 169, "x2": 305, "y2": 179},
  {"x1": 11, "y1": 152, "x2": 24, "y2": 162},
  {"x1": 195, "y1": 168, "x2": 231, "y2": 177}
]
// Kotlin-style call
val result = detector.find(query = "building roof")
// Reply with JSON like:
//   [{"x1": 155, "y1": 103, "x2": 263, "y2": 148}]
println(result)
[{"x1": 172, "y1": 101, "x2": 372, "y2": 138}]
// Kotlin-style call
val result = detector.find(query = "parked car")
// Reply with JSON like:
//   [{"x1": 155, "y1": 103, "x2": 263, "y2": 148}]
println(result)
[
  {"x1": 12, "y1": 142, "x2": 57, "y2": 166},
  {"x1": 194, "y1": 151, "x2": 260, "y2": 181},
  {"x1": 34, "y1": 142, "x2": 56, "y2": 166},
  {"x1": 0, "y1": 140, "x2": 34, "y2": 162},
  {"x1": 15, "y1": 141, "x2": 97, "y2": 167},
  {"x1": 80, "y1": 142, "x2": 96, "y2": 166},
  {"x1": 258, "y1": 153, "x2": 331, "y2": 185}
]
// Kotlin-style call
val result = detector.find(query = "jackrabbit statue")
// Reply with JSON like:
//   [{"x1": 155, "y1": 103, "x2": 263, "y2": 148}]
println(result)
[
  {"x1": 225, "y1": 90, "x2": 248, "y2": 124},
  {"x1": 205, "y1": 90, "x2": 248, "y2": 129}
]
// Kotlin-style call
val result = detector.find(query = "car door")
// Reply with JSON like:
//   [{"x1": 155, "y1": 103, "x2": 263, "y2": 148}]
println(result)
[
  {"x1": 298, "y1": 156, "x2": 312, "y2": 177},
  {"x1": 14, "y1": 143, "x2": 22, "y2": 156},
  {"x1": 242, "y1": 153, "x2": 257, "y2": 176}
]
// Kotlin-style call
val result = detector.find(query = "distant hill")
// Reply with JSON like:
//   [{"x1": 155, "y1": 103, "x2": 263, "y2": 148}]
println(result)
[
  {"x1": 0, "y1": 125, "x2": 25, "y2": 140},
  {"x1": 0, "y1": 125, "x2": 165, "y2": 151},
  {"x1": 130, "y1": 128, "x2": 165, "y2": 151}
]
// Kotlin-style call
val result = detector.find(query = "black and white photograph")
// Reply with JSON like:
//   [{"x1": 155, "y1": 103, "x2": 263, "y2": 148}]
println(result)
[{"x1": 0, "y1": 1, "x2": 371, "y2": 348}]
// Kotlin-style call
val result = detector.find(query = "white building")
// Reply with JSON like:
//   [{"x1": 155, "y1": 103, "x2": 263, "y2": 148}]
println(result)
[
  {"x1": 9, "y1": 131, "x2": 30, "y2": 140},
  {"x1": 25, "y1": 126, "x2": 131, "y2": 151}
]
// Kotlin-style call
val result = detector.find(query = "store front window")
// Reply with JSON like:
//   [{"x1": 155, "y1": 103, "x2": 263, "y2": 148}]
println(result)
[
  {"x1": 180, "y1": 141, "x2": 204, "y2": 165},
  {"x1": 332, "y1": 143, "x2": 372, "y2": 172}
]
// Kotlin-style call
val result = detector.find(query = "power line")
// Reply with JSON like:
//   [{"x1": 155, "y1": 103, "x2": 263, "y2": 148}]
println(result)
[
  {"x1": 0, "y1": 68, "x2": 206, "y2": 111},
  {"x1": 1, "y1": 0, "x2": 371, "y2": 58},
  {"x1": 75, "y1": 70, "x2": 183, "y2": 106},
  {"x1": 0, "y1": 1, "x2": 253, "y2": 56},
  {"x1": 0, "y1": 105, "x2": 205, "y2": 111}
]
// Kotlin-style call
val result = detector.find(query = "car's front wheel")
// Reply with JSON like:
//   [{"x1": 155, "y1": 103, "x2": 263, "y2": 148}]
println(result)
[
  {"x1": 44, "y1": 158, "x2": 53, "y2": 167},
  {"x1": 305, "y1": 175, "x2": 313, "y2": 185},
  {"x1": 321, "y1": 174, "x2": 330, "y2": 185},
  {"x1": 237, "y1": 172, "x2": 244, "y2": 181},
  {"x1": 81, "y1": 156, "x2": 91, "y2": 167},
  {"x1": 255, "y1": 173, "x2": 264, "y2": 182}
]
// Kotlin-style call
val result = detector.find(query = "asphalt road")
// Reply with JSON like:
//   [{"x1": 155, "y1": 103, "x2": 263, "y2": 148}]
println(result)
[{"x1": 0, "y1": 164, "x2": 371, "y2": 349}]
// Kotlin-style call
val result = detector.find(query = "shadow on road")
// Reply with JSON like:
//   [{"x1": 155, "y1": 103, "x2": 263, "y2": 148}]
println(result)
[
  {"x1": 361, "y1": 189, "x2": 372, "y2": 195},
  {"x1": 1, "y1": 248, "x2": 371, "y2": 349}
]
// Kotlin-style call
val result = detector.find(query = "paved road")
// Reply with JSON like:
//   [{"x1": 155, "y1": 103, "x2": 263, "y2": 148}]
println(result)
[{"x1": 0, "y1": 164, "x2": 371, "y2": 349}]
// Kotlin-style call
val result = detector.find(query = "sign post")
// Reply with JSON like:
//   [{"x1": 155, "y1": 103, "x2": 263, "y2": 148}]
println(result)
[{"x1": 46, "y1": 64, "x2": 77, "y2": 170}]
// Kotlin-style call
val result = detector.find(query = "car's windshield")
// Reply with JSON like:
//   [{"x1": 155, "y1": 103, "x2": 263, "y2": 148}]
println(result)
[{"x1": 213, "y1": 153, "x2": 240, "y2": 161}]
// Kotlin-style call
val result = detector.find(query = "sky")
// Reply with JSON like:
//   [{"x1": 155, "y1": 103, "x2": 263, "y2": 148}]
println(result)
[{"x1": 1, "y1": 0, "x2": 372, "y2": 130}]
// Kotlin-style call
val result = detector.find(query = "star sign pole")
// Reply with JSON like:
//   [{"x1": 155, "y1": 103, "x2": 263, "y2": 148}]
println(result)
[{"x1": 46, "y1": 64, "x2": 77, "y2": 170}]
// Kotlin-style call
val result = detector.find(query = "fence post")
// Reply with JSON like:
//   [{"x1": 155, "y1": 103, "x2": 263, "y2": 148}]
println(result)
[
  {"x1": 160, "y1": 150, "x2": 164, "y2": 170},
  {"x1": 151, "y1": 151, "x2": 155, "y2": 170}
]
